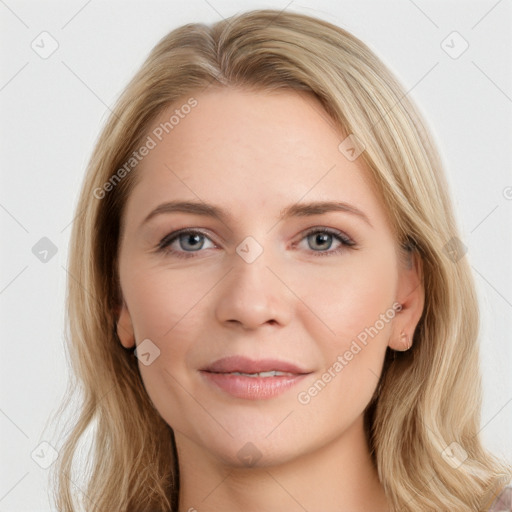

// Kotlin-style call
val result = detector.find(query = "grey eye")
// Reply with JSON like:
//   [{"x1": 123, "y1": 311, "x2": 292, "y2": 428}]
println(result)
[
  {"x1": 177, "y1": 232, "x2": 206, "y2": 251},
  {"x1": 307, "y1": 232, "x2": 334, "y2": 251}
]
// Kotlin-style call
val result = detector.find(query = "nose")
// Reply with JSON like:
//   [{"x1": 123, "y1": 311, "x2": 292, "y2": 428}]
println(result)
[{"x1": 214, "y1": 246, "x2": 293, "y2": 331}]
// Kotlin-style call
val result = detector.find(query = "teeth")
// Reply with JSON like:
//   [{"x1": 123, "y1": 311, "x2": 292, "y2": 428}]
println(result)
[{"x1": 230, "y1": 371, "x2": 292, "y2": 377}]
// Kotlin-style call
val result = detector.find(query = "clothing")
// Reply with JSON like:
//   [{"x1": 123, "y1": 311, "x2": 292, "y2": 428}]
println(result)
[{"x1": 488, "y1": 485, "x2": 512, "y2": 511}]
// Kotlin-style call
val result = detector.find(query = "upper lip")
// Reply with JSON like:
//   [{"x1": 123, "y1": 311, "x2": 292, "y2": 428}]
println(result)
[{"x1": 201, "y1": 356, "x2": 311, "y2": 374}]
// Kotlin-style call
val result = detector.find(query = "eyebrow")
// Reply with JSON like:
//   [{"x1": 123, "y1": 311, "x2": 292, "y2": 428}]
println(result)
[{"x1": 141, "y1": 200, "x2": 373, "y2": 229}]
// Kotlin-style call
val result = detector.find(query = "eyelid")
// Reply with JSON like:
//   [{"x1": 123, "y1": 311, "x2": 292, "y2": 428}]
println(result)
[{"x1": 297, "y1": 226, "x2": 355, "y2": 247}]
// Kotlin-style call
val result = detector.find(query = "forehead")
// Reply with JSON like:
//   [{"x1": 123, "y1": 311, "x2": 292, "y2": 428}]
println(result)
[{"x1": 122, "y1": 87, "x2": 386, "y2": 230}]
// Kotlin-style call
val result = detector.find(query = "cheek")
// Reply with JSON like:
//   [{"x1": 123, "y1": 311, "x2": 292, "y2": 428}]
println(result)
[
  {"x1": 121, "y1": 268, "x2": 211, "y2": 431},
  {"x1": 295, "y1": 244, "x2": 398, "y2": 344},
  {"x1": 299, "y1": 249, "x2": 397, "y2": 414},
  {"x1": 121, "y1": 264, "x2": 217, "y2": 342},
  {"x1": 120, "y1": 264, "x2": 219, "y2": 390}
]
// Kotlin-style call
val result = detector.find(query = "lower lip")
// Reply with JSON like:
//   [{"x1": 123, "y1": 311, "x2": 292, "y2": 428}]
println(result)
[{"x1": 200, "y1": 371, "x2": 309, "y2": 400}]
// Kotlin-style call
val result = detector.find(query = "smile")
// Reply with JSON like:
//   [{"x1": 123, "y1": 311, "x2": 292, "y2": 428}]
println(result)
[{"x1": 199, "y1": 356, "x2": 312, "y2": 400}]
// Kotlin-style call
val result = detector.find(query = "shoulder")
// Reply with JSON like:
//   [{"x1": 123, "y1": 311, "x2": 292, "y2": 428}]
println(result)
[{"x1": 488, "y1": 485, "x2": 512, "y2": 511}]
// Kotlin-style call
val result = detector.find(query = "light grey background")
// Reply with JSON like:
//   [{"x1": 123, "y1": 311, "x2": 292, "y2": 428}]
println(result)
[{"x1": 1, "y1": 0, "x2": 511, "y2": 510}]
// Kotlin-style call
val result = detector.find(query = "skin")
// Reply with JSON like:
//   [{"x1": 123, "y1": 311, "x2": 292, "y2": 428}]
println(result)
[{"x1": 116, "y1": 87, "x2": 424, "y2": 512}]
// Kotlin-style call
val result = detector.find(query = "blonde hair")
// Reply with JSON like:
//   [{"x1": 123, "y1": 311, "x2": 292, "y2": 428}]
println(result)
[{"x1": 51, "y1": 9, "x2": 512, "y2": 511}]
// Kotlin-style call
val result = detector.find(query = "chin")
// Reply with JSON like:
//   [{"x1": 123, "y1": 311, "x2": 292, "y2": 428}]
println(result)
[{"x1": 207, "y1": 438, "x2": 303, "y2": 470}]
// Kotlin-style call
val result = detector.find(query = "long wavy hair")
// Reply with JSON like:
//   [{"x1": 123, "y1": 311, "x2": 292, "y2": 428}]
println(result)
[{"x1": 50, "y1": 9, "x2": 512, "y2": 511}]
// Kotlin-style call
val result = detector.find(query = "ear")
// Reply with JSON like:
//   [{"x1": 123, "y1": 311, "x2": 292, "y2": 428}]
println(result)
[
  {"x1": 389, "y1": 249, "x2": 425, "y2": 351},
  {"x1": 115, "y1": 299, "x2": 135, "y2": 349}
]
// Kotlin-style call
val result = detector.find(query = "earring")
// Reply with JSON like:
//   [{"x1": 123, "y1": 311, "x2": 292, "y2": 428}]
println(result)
[{"x1": 399, "y1": 330, "x2": 411, "y2": 351}]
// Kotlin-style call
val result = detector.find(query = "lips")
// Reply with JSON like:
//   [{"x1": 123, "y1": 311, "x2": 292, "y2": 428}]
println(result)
[
  {"x1": 201, "y1": 355, "x2": 310, "y2": 375},
  {"x1": 199, "y1": 356, "x2": 312, "y2": 400}
]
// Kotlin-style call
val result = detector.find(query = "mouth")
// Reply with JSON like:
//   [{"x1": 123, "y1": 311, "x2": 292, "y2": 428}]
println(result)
[
  {"x1": 223, "y1": 370, "x2": 295, "y2": 377},
  {"x1": 199, "y1": 356, "x2": 312, "y2": 400}
]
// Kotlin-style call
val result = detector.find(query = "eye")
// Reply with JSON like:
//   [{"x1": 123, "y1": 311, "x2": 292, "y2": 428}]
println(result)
[
  {"x1": 296, "y1": 227, "x2": 356, "y2": 256},
  {"x1": 157, "y1": 229, "x2": 216, "y2": 259}
]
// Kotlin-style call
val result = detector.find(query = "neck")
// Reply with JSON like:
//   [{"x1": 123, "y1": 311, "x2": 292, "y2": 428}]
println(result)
[{"x1": 176, "y1": 415, "x2": 389, "y2": 512}]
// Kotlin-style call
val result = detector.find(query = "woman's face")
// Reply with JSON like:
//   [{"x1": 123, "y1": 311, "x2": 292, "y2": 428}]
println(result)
[{"x1": 116, "y1": 87, "x2": 423, "y2": 467}]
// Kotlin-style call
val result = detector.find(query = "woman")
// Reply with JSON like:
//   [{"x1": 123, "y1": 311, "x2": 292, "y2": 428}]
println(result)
[{"x1": 51, "y1": 9, "x2": 512, "y2": 511}]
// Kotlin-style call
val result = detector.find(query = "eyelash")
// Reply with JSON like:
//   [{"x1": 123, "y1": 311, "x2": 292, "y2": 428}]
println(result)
[{"x1": 156, "y1": 227, "x2": 357, "y2": 259}]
